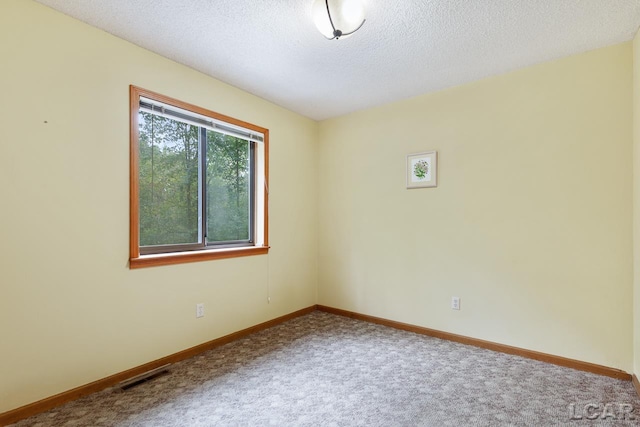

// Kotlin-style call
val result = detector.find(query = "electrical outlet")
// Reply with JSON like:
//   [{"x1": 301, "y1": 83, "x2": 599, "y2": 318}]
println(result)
[
  {"x1": 196, "y1": 303, "x2": 204, "y2": 318},
  {"x1": 451, "y1": 297, "x2": 460, "y2": 310}
]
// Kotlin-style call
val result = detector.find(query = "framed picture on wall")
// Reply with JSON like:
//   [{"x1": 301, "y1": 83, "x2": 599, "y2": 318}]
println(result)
[{"x1": 406, "y1": 151, "x2": 437, "y2": 189}]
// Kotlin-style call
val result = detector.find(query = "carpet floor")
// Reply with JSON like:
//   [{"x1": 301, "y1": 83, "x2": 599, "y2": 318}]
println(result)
[{"x1": 10, "y1": 311, "x2": 640, "y2": 426}]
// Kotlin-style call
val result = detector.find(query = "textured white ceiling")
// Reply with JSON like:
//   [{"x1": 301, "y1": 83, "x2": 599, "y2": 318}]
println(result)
[{"x1": 34, "y1": 0, "x2": 640, "y2": 120}]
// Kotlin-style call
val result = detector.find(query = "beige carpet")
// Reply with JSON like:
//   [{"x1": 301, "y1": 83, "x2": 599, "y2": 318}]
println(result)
[{"x1": 11, "y1": 311, "x2": 640, "y2": 426}]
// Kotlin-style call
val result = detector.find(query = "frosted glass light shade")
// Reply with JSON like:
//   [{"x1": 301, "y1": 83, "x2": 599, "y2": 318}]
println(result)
[{"x1": 312, "y1": 0, "x2": 366, "y2": 40}]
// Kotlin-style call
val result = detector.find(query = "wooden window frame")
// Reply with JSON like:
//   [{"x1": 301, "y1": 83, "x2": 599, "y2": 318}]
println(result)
[{"x1": 129, "y1": 85, "x2": 269, "y2": 269}]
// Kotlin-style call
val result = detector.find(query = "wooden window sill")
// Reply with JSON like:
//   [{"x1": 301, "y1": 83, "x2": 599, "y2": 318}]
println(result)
[{"x1": 129, "y1": 246, "x2": 269, "y2": 269}]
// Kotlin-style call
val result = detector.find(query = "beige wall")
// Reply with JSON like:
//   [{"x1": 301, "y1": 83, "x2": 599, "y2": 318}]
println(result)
[
  {"x1": 318, "y1": 43, "x2": 634, "y2": 371},
  {"x1": 634, "y1": 30, "x2": 640, "y2": 378},
  {"x1": 0, "y1": 0, "x2": 318, "y2": 412}
]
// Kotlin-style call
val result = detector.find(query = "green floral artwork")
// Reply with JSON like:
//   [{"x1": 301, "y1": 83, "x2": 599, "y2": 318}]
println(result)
[{"x1": 414, "y1": 159, "x2": 429, "y2": 179}]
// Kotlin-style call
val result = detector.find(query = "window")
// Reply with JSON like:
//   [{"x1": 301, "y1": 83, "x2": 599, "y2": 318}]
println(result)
[{"x1": 129, "y1": 86, "x2": 269, "y2": 268}]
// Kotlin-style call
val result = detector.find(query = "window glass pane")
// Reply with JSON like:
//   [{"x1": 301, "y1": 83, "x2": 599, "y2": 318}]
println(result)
[
  {"x1": 206, "y1": 131, "x2": 251, "y2": 243},
  {"x1": 138, "y1": 111, "x2": 200, "y2": 246}
]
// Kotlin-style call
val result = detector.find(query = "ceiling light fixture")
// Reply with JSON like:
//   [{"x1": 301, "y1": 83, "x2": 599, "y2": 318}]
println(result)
[{"x1": 312, "y1": 0, "x2": 366, "y2": 40}]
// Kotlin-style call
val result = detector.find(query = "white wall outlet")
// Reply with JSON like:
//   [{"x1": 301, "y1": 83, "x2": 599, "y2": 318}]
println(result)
[
  {"x1": 451, "y1": 297, "x2": 460, "y2": 310},
  {"x1": 196, "y1": 303, "x2": 204, "y2": 318}
]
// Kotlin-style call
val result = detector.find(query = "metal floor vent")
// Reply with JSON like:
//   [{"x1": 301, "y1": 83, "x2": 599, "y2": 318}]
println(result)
[{"x1": 118, "y1": 364, "x2": 171, "y2": 391}]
